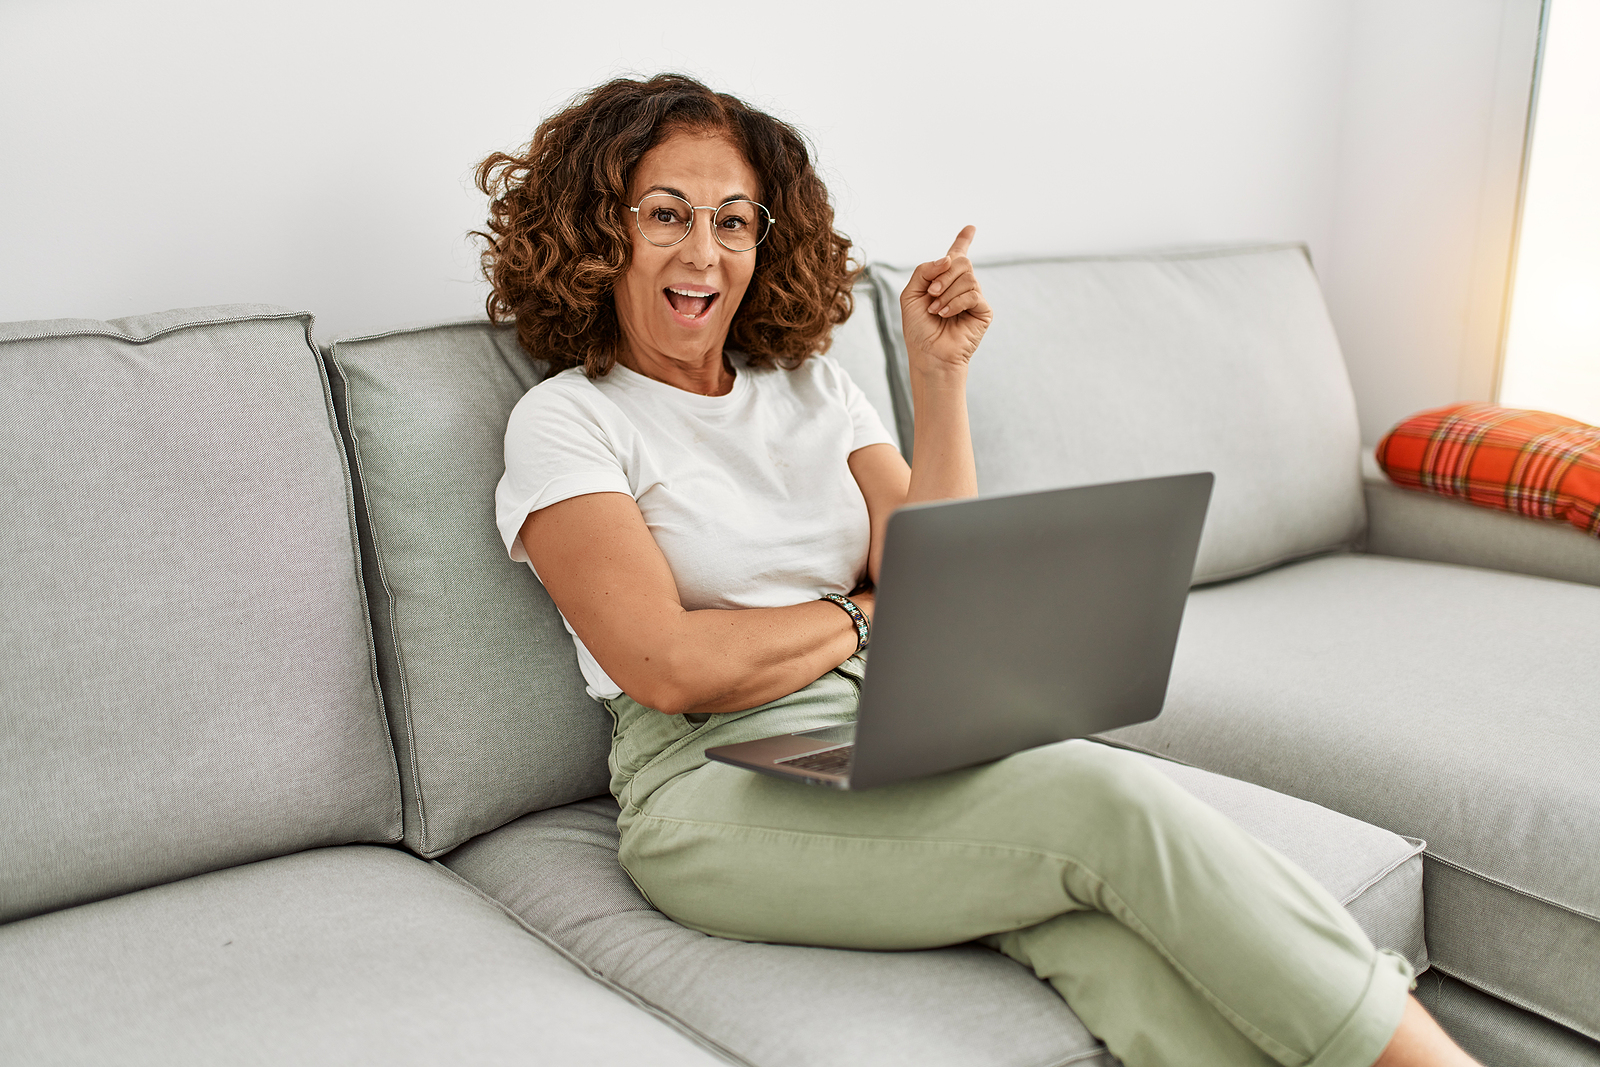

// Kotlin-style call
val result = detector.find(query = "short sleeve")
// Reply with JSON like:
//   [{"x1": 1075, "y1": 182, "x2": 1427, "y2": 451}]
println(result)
[
  {"x1": 494, "y1": 376, "x2": 634, "y2": 564},
  {"x1": 835, "y1": 362, "x2": 899, "y2": 454}
]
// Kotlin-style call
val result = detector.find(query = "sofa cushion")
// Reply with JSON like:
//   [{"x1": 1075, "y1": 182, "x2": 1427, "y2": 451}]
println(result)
[
  {"x1": 327, "y1": 292, "x2": 900, "y2": 859},
  {"x1": 326, "y1": 321, "x2": 606, "y2": 858},
  {"x1": 443, "y1": 757, "x2": 1423, "y2": 1067},
  {"x1": 1105, "y1": 554, "x2": 1600, "y2": 1040},
  {"x1": 870, "y1": 244, "x2": 1366, "y2": 584},
  {"x1": 822, "y1": 279, "x2": 901, "y2": 448},
  {"x1": 0, "y1": 845, "x2": 730, "y2": 1066},
  {"x1": 0, "y1": 306, "x2": 399, "y2": 924},
  {"x1": 1362, "y1": 452, "x2": 1600, "y2": 588},
  {"x1": 1375, "y1": 403, "x2": 1600, "y2": 538},
  {"x1": 1413, "y1": 971, "x2": 1600, "y2": 1067}
]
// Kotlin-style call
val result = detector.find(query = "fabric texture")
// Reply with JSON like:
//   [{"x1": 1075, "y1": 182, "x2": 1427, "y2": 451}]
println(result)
[
  {"x1": 0, "y1": 306, "x2": 399, "y2": 924},
  {"x1": 325, "y1": 321, "x2": 608, "y2": 858},
  {"x1": 599, "y1": 668, "x2": 1412, "y2": 1067},
  {"x1": 1361, "y1": 451, "x2": 1600, "y2": 587},
  {"x1": 867, "y1": 245, "x2": 1367, "y2": 584},
  {"x1": 495, "y1": 354, "x2": 895, "y2": 699},
  {"x1": 0, "y1": 845, "x2": 731, "y2": 1066},
  {"x1": 1376, "y1": 403, "x2": 1600, "y2": 538},
  {"x1": 1105, "y1": 553, "x2": 1600, "y2": 1040},
  {"x1": 1413, "y1": 971, "x2": 1600, "y2": 1067}
]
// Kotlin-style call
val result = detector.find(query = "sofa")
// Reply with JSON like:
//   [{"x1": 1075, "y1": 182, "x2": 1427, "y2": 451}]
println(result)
[{"x1": 2, "y1": 242, "x2": 1596, "y2": 1067}]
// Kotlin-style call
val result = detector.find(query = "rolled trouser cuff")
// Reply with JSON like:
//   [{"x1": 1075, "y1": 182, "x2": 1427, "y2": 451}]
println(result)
[{"x1": 1304, "y1": 949, "x2": 1413, "y2": 1067}]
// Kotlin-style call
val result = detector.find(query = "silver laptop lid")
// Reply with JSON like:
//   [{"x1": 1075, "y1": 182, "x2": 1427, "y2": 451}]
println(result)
[{"x1": 846, "y1": 472, "x2": 1212, "y2": 790}]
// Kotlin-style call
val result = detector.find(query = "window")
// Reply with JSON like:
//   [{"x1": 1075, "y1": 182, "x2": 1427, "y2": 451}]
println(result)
[{"x1": 1499, "y1": 0, "x2": 1600, "y2": 424}]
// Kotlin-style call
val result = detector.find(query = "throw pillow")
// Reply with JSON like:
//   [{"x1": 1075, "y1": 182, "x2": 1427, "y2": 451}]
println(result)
[{"x1": 1375, "y1": 403, "x2": 1600, "y2": 538}]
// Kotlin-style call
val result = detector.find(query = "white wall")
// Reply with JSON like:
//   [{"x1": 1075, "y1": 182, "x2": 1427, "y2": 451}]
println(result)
[
  {"x1": 1323, "y1": 0, "x2": 1544, "y2": 441},
  {"x1": 0, "y1": 0, "x2": 1541, "y2": 442}
]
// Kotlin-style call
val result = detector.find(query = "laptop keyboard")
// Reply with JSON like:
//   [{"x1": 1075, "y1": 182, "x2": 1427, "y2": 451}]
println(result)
[{"x1": 776, "y1": 744, "x2": 854, "y2": 776}]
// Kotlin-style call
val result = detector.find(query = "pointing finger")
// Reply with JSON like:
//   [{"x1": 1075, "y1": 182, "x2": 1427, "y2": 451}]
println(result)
[{"x1": 947, "y1": 224, "x2": 976, "y2": 259}]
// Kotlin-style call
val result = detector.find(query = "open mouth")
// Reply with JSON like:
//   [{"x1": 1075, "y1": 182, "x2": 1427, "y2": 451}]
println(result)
[{"x1": 664, "y1": 287, "x2": 719, "y2": 321}]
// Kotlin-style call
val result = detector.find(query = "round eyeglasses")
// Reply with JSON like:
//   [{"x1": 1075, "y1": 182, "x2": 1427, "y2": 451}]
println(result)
[{"x1": 630, "y1": 193, "x2": 775, "y2": 252}]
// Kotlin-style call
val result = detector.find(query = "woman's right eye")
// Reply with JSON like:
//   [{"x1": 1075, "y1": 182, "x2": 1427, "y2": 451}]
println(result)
[{"x1": 650, "y1": 208, "x2": 683, "y2": 225}]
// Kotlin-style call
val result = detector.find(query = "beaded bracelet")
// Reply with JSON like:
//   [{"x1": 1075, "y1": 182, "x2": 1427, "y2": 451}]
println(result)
[{"x1": 821, "y1": 593, "x2": 871, "y2": 653}]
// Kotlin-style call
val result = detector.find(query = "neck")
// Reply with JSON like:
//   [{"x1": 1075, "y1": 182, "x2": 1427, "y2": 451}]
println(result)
[{"x1": 616, "y1": 339, "x2": 736, "y2": 397}]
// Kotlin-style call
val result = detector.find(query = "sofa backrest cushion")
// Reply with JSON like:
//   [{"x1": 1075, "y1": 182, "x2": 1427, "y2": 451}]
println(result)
[
  {"x1": 0, "y1": 306, "x2": 401, "y2": 923},
  {"x1": 870, "y1": 244, "x2": 1366, "y2": 584},
  {"x1": 823, "y1": 280, "x2": 903, "y2": 448},
  {"x1": 327, "y1": 322, "x2": 611, "y2": 858}
]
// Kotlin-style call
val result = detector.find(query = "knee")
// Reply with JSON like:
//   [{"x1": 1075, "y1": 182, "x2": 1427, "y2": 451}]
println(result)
[{"x1": 1036, "y1": 741, "x2": 1188, "y2": 826}]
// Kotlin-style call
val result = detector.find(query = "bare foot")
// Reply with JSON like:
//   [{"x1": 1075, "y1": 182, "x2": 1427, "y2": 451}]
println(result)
[{"x1": 1372, "y1": 995, "x2": 1481, "y2": 1067}]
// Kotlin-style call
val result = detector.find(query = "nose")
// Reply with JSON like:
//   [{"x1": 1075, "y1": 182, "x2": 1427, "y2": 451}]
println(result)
[{"x1": 678, "y1": 207, "x2": 721, "y2": 269}]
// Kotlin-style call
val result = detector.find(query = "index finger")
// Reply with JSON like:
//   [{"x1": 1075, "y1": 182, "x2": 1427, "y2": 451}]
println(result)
[{"x1": 947, "y1": 224, "x2": 977, "y2": 259}]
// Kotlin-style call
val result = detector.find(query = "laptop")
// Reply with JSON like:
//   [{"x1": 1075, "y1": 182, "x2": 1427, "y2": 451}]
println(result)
[{"x1": 705, "y1": 471, "x2": 1213, "y2": 790}]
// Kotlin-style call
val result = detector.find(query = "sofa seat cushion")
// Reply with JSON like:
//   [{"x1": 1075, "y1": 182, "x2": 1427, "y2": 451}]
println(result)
[
  {"x1": 0, "y1": 306, "x2": 399, "y2": 924},
  {"x1": 0, "y1": 845, "x2": 730, "y2": 1066},
  {"x1": 1105, "y1": 554, "x2": 1600, "y2": 1040},
  {"x1": 869, "y1": 244, "x2": 1366, "y2": 584},
  {"x1": 443, "y1": 758, "x2": 1423, "y2": 1067},
  {"x1": 1414, "y1": 972, "x2": 1600, "y2": 1067}
]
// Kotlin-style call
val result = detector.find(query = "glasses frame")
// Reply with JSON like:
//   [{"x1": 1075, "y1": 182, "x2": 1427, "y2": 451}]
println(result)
[{"x1": 629, "y1": 193, "x2": 776, "y2": 252}]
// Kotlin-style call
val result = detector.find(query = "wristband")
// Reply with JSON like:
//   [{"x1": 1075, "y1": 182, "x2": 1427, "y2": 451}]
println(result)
[{"x1": 821, "y1": 593, "x2": 871, "y2": 653}]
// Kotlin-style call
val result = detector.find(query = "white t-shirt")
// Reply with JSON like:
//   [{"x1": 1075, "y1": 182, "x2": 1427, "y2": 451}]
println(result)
[{"x1": 495, "y1": 354, "x2": 898, "y2": 700}]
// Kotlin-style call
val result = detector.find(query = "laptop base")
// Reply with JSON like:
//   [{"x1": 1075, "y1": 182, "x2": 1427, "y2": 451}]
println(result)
[{"x1": 705, "y1": 725, "x2": 856, "y2": 789}]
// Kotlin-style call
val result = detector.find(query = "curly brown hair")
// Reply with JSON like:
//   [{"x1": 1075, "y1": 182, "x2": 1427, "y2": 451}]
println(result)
[{"x1": 475, "y1": 74, "x2": 857, "y2": 377}]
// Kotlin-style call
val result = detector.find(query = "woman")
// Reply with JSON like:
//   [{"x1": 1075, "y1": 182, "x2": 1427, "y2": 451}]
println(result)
[{"x1": 484, "y1": 73, "x2": 1475, "y2": 1067}]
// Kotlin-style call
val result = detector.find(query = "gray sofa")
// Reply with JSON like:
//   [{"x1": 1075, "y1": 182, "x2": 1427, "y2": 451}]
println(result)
[{"x1": 2, "y1": 243, "x2": 1596, "y2": 1067}]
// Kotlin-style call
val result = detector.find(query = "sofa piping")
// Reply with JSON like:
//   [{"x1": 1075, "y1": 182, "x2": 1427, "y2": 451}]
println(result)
[
  {"x1": 1339, "y1": 837, "x2": 1427, "y2": 910},
  {"x1": 326, "y1": 344, "x2": 430, "y2": 855},
  {"x1": 1425, "y1": 961, "x2": 1600, "y2": 1046},
  {"x1": 311, "y1": 336, "x2": 404, "y2": 844},
  {"x1": 427, "y1": 861, "x2": 753, "y2": 1067},
  {"x1": 1423, "y1": 851, "x2": 1599, "y2": 925},
  {"x1": 0, "y1": 307, "x2": 313, "y2": 345}
]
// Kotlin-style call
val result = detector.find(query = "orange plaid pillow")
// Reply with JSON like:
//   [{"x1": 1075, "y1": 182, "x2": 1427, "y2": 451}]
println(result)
[{"x1": 1376, "y1": 404, "x2": 1600, "y2": 538}]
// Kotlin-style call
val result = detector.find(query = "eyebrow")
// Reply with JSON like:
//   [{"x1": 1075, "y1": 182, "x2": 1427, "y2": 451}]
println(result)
[{"x1": 642, "y1": 184, "x2": 757, "y2": 205}]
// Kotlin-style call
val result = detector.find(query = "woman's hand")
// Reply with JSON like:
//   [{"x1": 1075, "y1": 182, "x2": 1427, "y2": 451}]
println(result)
[{"x1": 898, "y1": 225, "x2": 993, "y2": 375}]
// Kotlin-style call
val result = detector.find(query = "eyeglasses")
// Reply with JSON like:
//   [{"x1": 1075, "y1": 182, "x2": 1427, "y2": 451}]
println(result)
[{"x1": 629, "y1": 193, "x2": 775, "y2": 252}]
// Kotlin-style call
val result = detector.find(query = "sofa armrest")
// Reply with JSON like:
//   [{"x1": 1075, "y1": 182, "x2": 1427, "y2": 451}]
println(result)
[{"x1": 1361, "y1": 452, "x2": 1600, "y2": 588}]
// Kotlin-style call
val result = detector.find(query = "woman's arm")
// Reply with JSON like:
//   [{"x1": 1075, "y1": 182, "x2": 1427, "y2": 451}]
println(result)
[
  {"x1": 520, "y1": 493, "x2": 870, "y2": 716},
  {"x1": 850, "y1": 226, "x2": 993, "y2": 582},
  {"x1": 525, "y1": 229, "x2": 989, "y2": 716}
]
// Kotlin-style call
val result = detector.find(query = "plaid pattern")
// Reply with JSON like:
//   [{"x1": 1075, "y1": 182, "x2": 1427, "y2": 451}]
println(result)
[{"x1": 1376, "y1": 403, "x2": 1600, "y2": 538}]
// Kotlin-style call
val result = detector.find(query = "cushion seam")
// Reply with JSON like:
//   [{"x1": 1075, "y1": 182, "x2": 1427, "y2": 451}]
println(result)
[
  {"x1": 427, "y1": 861, "x2": 754, "y2": 1066},
  {"x1": 1424, "y1": 852, "x2": 1600, "y2": 924},
  {"x1": 1427, "y1": 962, "x2": 1600, "y2": 1044},
  {"x1": 330, "y1": 348, "x2": 428, "y2": 856},
  {"x1": 328, "y1": 319, "x2": 501, "y2": 347},
  {"x1": 871, "y1": 241, "x2": 1311, "y2": 274},
  {"x1": 1338, "y1": 837, "x2": 1427, "y2": 908},
  {"x1": 0, "y1": 309, "x2": 312, "y2": 345},
  {"x1": 313, "y1": 336, "x2": 403, "y2": 843}
]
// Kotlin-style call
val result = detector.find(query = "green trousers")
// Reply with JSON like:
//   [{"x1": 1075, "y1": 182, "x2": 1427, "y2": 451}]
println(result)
[{"x1": 607, "y1": 656, "x2": 1413, "y2": 1067}]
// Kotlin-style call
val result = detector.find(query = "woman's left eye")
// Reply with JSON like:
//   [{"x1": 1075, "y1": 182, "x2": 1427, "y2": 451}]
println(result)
[{"x1": 719, "y1": 213, "x2": 748, "y2": 230}]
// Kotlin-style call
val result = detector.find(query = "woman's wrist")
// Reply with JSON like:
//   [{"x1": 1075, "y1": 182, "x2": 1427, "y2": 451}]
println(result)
[
  {"x1": 907, "y1": 354, "x2": 970, "y2": 389},
  {"x1": 821, "y1": 593, "x2": 871, "y2": 653}
]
